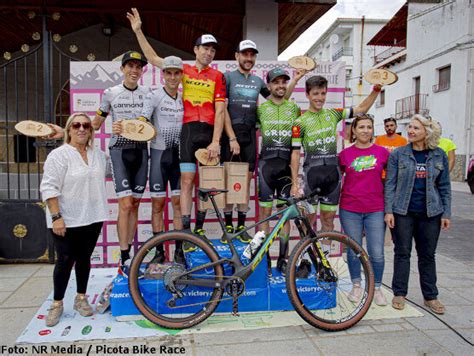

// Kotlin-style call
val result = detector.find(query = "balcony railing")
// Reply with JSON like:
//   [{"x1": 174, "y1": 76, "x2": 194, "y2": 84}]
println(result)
[
  {"x1": 395, "y1": 93, "x2": 429, "y2": 119},
  {"x1": 373, "y1": 39, "x2": 406, "y2": 65},
  {"x1": 332, "y1": 47, "x2": 353, "y2": 61},
  {"x1": 432, "y1": 80, "x2": 450, "y2": 93}
]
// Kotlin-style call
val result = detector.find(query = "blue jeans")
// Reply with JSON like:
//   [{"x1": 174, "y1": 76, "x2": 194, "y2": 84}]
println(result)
[
  {"x1": 391, "y1": 212, "x2": 441, "y2": 300},
  {"x1": 340, "y1": 209, "x2": 386, "y2": 287}
]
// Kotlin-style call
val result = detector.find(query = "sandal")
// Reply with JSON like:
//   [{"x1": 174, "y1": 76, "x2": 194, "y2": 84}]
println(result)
[
  {"x1": 424, "y1": 299, "x2": 445, "y2": 315},
  {"x1": 392, "y1": 296, "x2": 406, "y2": 310}
]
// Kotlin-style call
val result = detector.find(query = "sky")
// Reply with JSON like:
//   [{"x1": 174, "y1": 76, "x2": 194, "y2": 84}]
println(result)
[{"x1": 279, "y1": 0, "x2": 406, "y2": 60}]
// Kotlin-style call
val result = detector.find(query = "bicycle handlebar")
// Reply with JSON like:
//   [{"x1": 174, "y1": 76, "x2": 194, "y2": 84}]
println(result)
[{"x1": 275, "y1": 188, "x2": 321, "y2": 208}]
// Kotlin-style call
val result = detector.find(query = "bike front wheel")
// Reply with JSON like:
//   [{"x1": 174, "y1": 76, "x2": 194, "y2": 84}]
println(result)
[
  {"x1": 286, "y1": 231, "x2": 374, "y2": 331},
  {"x1": 128, "y1": 231, "x2": 224, "y2": 329}
]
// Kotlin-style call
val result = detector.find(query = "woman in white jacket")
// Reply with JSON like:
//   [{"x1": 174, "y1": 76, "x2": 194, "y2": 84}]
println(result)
[{"x1": 40, "y1": 112, "x2": 108, "y2": 327}]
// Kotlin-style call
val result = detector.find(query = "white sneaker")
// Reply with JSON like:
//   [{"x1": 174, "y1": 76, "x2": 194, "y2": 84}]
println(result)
[
  {"x1": 374, "y1": 288, "x2": 388, "y2": 306},
  {"x1": 348, "y1": 284, "x2": 363, "y2": 303}
]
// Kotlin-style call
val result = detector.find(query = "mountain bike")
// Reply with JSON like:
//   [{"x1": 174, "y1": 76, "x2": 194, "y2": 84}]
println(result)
[{"x1": 128, "y1": 188, "x2": 374, "y2": 331}]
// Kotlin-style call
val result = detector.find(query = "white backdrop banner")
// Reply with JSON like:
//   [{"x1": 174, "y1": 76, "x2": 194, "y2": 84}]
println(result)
[{"x1": 70, "y1": 60, "x2": 345, "y2": 267}]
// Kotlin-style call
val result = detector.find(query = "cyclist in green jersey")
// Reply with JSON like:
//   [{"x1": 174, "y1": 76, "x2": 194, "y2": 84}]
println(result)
[
  {"x1": 257, "y1": 68, "x2": 301, "y2": 275},
  {"x1": 290, "y1": 75, "x2": 382, "y2": 232}
]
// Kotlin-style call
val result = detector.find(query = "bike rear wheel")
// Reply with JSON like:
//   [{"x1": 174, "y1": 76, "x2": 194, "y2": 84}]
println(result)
[
  {"x1": 286, "y1": 231, "x2": 374, "y2": 331},
  {"x1": 128, "y1": 231, "x2": 224, "y2": 329}
]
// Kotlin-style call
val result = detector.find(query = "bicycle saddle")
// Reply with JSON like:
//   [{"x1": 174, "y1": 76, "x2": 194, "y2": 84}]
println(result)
[{"x1": 198, "y1": 188, "x2": 229, "y2": 201}]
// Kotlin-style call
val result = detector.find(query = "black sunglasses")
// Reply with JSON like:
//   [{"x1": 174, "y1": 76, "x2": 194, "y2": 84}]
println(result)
[{"x1": 71, "y1": 122, "x2": 91, "y2": 130}]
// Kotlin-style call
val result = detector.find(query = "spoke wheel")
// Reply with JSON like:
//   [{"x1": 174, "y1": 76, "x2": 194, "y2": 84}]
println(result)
[
  {"x1": 128, "y1": 231, "x2": 224, "y2": 329},
  {"x1": 286, "y1": 231, "x2": 374, "y2": 331}
]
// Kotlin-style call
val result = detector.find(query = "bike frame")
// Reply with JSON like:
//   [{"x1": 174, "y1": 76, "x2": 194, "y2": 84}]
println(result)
[{"x1": 175, "y1": 193, "x2": 316, "y2": 289}]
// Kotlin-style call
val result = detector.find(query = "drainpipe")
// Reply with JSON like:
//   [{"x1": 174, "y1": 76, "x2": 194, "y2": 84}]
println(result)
[
  {"x1": 358, "y1": 16, "x2": 365, "y2": 106},
  {"x1": 464, "y1": 4, "x2": 473, "y2": 180}
]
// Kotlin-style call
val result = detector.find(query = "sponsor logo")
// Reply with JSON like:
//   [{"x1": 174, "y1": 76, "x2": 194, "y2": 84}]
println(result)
[
  {"x1": 130, "y1": 52, "x2": 143, "y2": 60},
  {"x1": 39, "y1": 329, "x2": 51, "y2": 336},
  {"x1": 350, "y1": 155, "x2": 377, "y2": 172},
  {"x1": 81, "y1": 325, "x2": 92, "y2": 335},
  {"x1": 61, "y1": 326, "x2": 71, "y2": 336},
  {"x1": 112, "y1": 102, "x2": 143, "y2": 109}
]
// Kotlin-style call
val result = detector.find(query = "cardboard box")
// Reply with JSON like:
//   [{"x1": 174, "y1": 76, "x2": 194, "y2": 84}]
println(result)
[
  {"x1": 224, "y1": 162, "x2": 249, "y2": 204},
  {"x1": 198, "y1": 166, "x2": 226, "y2": 210}
]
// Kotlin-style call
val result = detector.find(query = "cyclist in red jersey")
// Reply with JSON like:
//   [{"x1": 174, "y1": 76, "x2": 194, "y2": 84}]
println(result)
[{"x1": 128, "y1": 8, "x2": 226, "y2": 247}]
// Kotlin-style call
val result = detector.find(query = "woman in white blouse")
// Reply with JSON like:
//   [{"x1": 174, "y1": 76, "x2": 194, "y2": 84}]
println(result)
[{"x1": 40, "y1": 112, "x2": 108, "y2": 327}]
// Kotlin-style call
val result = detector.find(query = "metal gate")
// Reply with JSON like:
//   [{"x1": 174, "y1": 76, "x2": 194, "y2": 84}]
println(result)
[
  {"x1": 0, "y1": 20, "x2": 78, "y2": 263},
  {"x1": 0, "y1": 27, "x2": 78, "y2": 202}
]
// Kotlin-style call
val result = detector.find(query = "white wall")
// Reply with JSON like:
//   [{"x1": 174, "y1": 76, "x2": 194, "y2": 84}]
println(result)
[
  {"x1": 307, "y1": 19, "x2": 387, "y2": 108},
  {"x1": 407, "y1": 1, "x2": 471, "y2": 63},
  {"x1": 244, "y1": 0, "x2": 278, "y2": 59},
  {"x1": 374, "y1": 51, "x2": 468, "y2": 145},
  {"x1": 372, "y1": 0, "x2": 474, "y2": 179}
]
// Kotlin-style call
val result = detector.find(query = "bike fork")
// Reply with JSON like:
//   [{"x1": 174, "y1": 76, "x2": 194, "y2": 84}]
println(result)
[{"x1": 294, "y1": 218, "x2": 337, "y2": 282}]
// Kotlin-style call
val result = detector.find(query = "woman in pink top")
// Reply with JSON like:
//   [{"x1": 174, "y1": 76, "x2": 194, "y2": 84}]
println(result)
[{"x1": 339, "y1": 114, "x2": 390, "y2": 306}]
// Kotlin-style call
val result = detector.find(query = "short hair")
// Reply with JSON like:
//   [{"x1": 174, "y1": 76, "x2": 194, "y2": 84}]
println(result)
[
  {"x1": 384, "y1": 117, "x2": 397, "y2": 125},
  {"x1": 350, "y1": 114, "x2": 375, "y2": 143},
  {"x1": 63, "y1": 112, "x2": 94, "y2": 147},
  {"x1": 411, "y1": 114, "x2": 441, "y2": 150},
  {"x1": 305, "y1": 75, "x2": 328, "y2": 93}
]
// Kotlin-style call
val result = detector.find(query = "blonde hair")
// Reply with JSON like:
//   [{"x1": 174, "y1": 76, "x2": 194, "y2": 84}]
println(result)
[
  {"x1": 411, "y1": 114, "x2": 441, "y2": 150},
  {"x1": 63, "y1": 112, "x2": 94, "y2": 147}
]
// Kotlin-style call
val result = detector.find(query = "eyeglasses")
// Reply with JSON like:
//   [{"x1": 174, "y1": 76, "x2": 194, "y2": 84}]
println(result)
[{"x1": 71, "y1": 122, "x2": 91, "y2": 130}]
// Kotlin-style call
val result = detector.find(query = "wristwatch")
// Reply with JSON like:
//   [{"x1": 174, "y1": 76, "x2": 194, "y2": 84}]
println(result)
[{"x1": 51, "y1": 212, "x2": 62, "y2": 222}]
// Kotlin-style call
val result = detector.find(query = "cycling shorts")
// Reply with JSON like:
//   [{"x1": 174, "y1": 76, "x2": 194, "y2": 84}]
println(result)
[
  {"x1": 179, "y1": 121, "x2": 214, "y2": 173},
  {"x1": 150, "y1": 147, "x2": 181, "y2": 198},
  {"x1": 221, "y1": 124, "x2": 256, "y2": 172},
  {"x1": 110, "y1": 147, "x2": 148, "y2": 199},
  {"x1": 258, "y1": 157, "x2": 292, "y2": 208},
  {"x1": 304, "y1": 164, "x2": 341, "y2": 211}
]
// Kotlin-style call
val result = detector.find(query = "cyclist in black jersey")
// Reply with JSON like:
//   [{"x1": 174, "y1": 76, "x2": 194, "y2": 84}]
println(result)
[
  {"x1": 221, "y1": 40, "x2": 307, "y2": 244},
  {"x1": 92, "y1": 51, "x2": 150, "y2": 268},
  {"x1": 220, "y1": 40, "x2": 269, "y2": 242}
]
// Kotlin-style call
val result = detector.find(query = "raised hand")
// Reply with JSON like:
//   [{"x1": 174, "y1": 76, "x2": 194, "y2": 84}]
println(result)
[
  {"x1": 126, "y1": 7, "x2": 143, "y2": 33},
  {"x1": 294, "y1": 68, "x2": 309, "y2": 82}
]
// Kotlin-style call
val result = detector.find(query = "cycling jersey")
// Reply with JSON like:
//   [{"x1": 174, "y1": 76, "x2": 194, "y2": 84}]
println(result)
[
  {"x1": 182, "y1": 64, "x2": 226, "y2": 125},
  {"x1": 140, "y1": 87, "x2": 183, "y2": 150},
  {"x1": 97, "y1": 83, "x2": 152, "y2": 149},
  {"x1": 256, "y1": 99, "x2": 301, "y2": 161},
  {"x1": 291, "y1": 108, "x2": 353, "y2": 165},
  {"x1": 225, "y1": 70, "x2": 270, "y2": 127}
]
